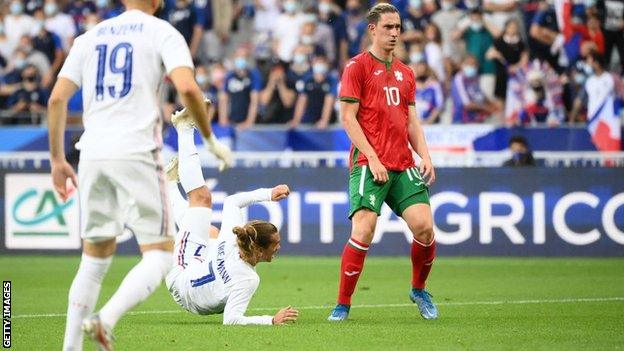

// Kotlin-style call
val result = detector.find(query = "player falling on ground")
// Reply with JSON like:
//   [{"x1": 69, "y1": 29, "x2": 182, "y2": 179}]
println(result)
[
  {"x1": 47, "y1": 0, "x2": 232, "y2": 349},
  {"x1": 164, "y1": 107, "x2": 299, "y2": 325},
  {"x1": 328, "y1": 3, "x2": 438, "y2": 321}
]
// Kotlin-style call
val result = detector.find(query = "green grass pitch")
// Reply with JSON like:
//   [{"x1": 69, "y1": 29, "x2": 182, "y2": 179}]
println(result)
[{"x1": 2, "y1": 256, "x2": 623, "y2": 350}]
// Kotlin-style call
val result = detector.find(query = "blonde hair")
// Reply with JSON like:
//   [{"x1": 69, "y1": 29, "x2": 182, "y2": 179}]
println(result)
[{"x1": 232, "y1": 220, "x2": 278, "y2": 263}]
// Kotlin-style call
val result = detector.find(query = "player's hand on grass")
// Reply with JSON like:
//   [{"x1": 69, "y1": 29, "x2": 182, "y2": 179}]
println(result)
[
  {"x1": 419, "y1": 157, "x2": 436, "y2": 186},
  {"x1": 369, "y1": 157, "x2": 388, "y2": 184},
  {"x1": 205, "y1": 134, "x2": 233, "y2": 172},
  {"x1": 51, "y1": 160, "x2": 78, "y2": 202},
  {"x1": 271, "y1": 184, "x2": 290, "y2": 201},
  {"x1": 272, "y1": 306, "x2": 299, "y2": 325}
]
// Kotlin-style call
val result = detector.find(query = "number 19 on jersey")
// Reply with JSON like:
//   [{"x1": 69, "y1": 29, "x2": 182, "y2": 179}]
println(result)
[{"x1": 95, "y1": 42, "x2": 134, "y2": 100}]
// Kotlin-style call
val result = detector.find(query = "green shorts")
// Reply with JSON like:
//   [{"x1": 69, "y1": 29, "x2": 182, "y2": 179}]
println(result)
[{"x1": 348, "y1": 165, "x2": 430, "y2": 219}]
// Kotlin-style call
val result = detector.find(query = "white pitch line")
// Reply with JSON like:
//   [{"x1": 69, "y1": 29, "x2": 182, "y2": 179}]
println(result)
[{"x1": 12, "y1": 297, "x2": 624, "y2": 319}]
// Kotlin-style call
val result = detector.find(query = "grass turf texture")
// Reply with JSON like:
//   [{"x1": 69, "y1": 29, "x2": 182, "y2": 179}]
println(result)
[{"x1": 2, "y1": 256, "x2": 623, "y2": 350}]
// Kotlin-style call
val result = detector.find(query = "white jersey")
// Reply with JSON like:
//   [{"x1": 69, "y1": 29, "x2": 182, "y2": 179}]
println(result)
[
  {"x1": 167, "y1": 189, "x2": 274, "y2": 325},
  {"x1": 58, "y1": 9, "x2": 193, "y2": 160}
]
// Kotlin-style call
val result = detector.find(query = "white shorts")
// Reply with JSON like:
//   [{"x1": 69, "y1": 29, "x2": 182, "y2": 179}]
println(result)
[{"x1": 78, "y1": 152, "x2": 173, "y2": 245}]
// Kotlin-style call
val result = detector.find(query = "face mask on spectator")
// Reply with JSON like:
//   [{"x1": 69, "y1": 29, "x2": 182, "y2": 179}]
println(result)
[
  {"x1": 503, "y1": 34, "x2": 519, "y2": 44},
  {"x1": 196, "y1": 74, "x2": 209, "y2": 86},
  {"x1": 312, "y1": 63, "x2": 328, "y2": 75},
  {"x1": 14, "y1": 58, "x2": 27, "y2": 69},
  {"x1": 463, "y1": 65, "x2": 477, "y2": 78},
  {"x1": 10, "y1": 2, "x2": 24, "y2": 15},
  {"x1": 96, "y1": 0, "x2": 109, "y2": 8},
  {"x1": 318, "y1": 2, "x2": 331, "y2": 14},
  {"x1": 441, "y1": 1, "x2": 454, "y2": 10},
  {"x1": 584, "y1": 0, "x2": 596, "y2": 7},
  {"x1": 33, "y1": 21, "x2": 45, "y2": 34},
  {"x1": 409, "y1": 0, "x2": 422, "y2": 9},
  {"x1": 293, "y1": 53, "x2": 307, "y2": 65},
  {"x1": 583, "y1": 64, "x2": 594, "y2": 76},
  {"x1": 301, "y1": 35, "x2": 314, "y2": 45},
  {"x1": 410, "y1": 52, "x2": 425, "y2": 63},
  {"x1": 44, "y1": 3, "x2": 58, "y2": 16},
  {"x1": 470, "y1": 21, "x2": 483, "y2": 31},
  {"x1": 574, "y1": 74, "x2": 586, "y2": 85},
  {"x1": 0, "y1": 24, "x2": 5, "y2": 36},
  {"x1": 283, "y1": 1, "x2": 297, "y2": 14},
  {"x1": 234, "y1": 57, "x2": 248, "y2": 71}
]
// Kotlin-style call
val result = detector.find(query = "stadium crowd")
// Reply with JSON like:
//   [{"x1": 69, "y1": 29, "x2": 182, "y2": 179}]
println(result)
[{"x1": 0, "y1": 0, "x2": 623, "y2": 128}]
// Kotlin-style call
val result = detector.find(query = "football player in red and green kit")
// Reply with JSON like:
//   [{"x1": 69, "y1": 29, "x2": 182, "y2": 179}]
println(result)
[{"x1": 328, "y1": 3, "x2": 438, "y2": 321}]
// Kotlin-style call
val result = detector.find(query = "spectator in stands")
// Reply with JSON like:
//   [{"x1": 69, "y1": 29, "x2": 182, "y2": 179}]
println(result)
[
  {"x1": 454, "y1": 7, "x2": 497, "y2": 101},
  {"x1": 423, "y1": 23, "x2": 445, "y2": 83},
  {"x1": 518, "y1": 70, "x2": 551, "y2": 124},
  {"x1": 529, "y1": 0, "x2": 562, "y2": 72},
  {"x1": 0, "y1": 21, "x2": 17, "y2": 63},
  {"x1": 95, "y1": 0, "x2": 122, "y2": 20},
  {"x1": 451, "y1": 55, "x2": 499, "y2": 123},
  {"x1": 414, "y1": 61, "x2": 444, "y2": 124},
  {"x1": 487, "y1": 18, "x2": 528, "y2": 102},
  {"x1": 5, "y1": 1, "x2": 36, "y2": 44},
  {"x1": 289, "y1": 55, "x2": 337, "y2": 129},
  {"x1": 401, "y1": 0, "x2": 431, "y2": 48},
  {"x1": 31, "y1": 10, "x2": 65, "y2": 87},
  {"x1": 273, "y1": 0, "x2": 305, "y2": 62},
  {"x1": 344, "y1": 0, "x2": 368, "y2": 58},
  {"x1": 259, "y1": 62, "x2": 297, "y2": 124},
  {"x1": 7, "y1": 64, "x2": 47, "y2": 122},
  {"x1": 65, "y1": 0, "x2": 97, "y2": 33},
  {"x1": 483, "y1": 0, "x2": 523, "y2": 36},
  {"x1": 15, "y1": 36, "x2": 50, "y2": 81},
  {"x1": 408, "y1": 42, "x2": 426, "y2": 66},
  {"x1": 432, "y1": 0, "x2": 465, "y2": 74},
  {"x1": 24, "y1": 0, "x2": 44, "y2": 15},
  {"x1": 302, "y1": 12, "x2": 336, "y2": 64},
  {"x1": 318, "y1": 0, "x2": 348, "y2": 68},
  {"x1": 43, "y1": 0, "x2": 77, "y2": 51},
  {"x1": 165, "y1": 0, "x2": 202, "y2": 57},
  {"x1": 598, "y1": 0, "x2": 624, "y2": 73},
  {"x1": 568, "y1": 62, "x2": 588, "y2": 124},
  {"x1": 218, "y1": 48, "x2": 263, "y2": 128},
  {"x1": 503, "y1": 135, "x2": 536, "y2": 167},
  {"x1": 254, "y1": 0, "x2": 280, "y2": 36}
]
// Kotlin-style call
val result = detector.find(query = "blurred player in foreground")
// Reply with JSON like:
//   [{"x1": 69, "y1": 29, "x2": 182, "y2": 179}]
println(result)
[
  {"x1": 47, "y1": 0, "x2": 232, "y2": 349},
  {"x1": 164, "y1": 106, "x2": 299, "y2": 325},
  {"x1": 328, "y1": 3, "x2": 438, "y2": 321}
]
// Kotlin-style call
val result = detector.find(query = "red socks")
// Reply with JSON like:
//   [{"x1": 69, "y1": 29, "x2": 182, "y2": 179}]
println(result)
[
  {"x1": 337, "y1": 238, "x2": 369, "y2": 306},
  {"x1": 411, "y1": 238, "x2": 436, "y2": 289}
]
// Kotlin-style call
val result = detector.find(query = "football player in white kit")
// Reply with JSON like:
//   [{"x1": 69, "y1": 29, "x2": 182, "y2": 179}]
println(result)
[
  {"x1": 164, "y1": 107, "x2": 299, "y2": 325},
  {"x1": 47, "y1": 0, "x2": 232, "y2": 350}
]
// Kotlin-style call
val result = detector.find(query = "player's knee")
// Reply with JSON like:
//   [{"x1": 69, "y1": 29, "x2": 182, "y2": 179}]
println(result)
[
  {"x1": 187, "y1": 187, "x2": 212, "y2": 208},
  {"x1": 413, "y1": 225, "x2": 434, "y2": 244},
  {"x1": 141, "y1": 249, "x2": 173, "y2": 278}
]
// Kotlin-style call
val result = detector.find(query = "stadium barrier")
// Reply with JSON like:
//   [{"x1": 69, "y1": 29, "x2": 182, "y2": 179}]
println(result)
[{"x1": 1, "y1": 167, "x2": 622, "y2": 256}]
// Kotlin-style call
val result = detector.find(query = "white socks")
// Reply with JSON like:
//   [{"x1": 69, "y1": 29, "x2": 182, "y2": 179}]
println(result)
[
  {"x1": 98, "y1": 250, "x2": 172, "y2": 328},
  {"x1": 167, "y1": 180, "x2": 189, "y2": 227},
  {"x1": 63, "y1": 254, "x2": 112, "y2": 351},
  {"x1": 177, "y1": 126, "x2": 205, "y2": 193}
]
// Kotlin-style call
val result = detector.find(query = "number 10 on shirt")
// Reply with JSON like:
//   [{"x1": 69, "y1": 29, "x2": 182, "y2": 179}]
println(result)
[
  {"x1": 383, "y1": 86, "x2": 400, "y2": 106},
  {"x1": 95, "y1": 42, "x2": 133, "y2": 101}
]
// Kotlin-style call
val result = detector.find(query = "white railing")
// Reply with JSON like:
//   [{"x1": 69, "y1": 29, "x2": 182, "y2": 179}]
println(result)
[{"x1": 2, "y1": 151, "x2": 624, "y2": 169}]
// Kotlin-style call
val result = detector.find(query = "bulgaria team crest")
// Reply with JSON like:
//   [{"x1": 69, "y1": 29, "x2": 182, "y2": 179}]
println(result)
[{"x1": 394, "y1": 70, "x2": 403, "y2": 82}]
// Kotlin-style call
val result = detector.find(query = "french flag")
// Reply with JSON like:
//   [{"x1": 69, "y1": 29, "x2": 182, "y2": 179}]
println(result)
[{"x1": 587, "y1": 76, "x2": 621, "y2": 151}]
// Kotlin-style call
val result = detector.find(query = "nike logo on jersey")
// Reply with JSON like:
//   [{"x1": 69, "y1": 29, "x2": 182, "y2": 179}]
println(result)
[
  {"x1": 344, "y1": 271, "x2": 360, "y2": 276},
  {"x1": 346, "y1": 61, "x2": 356, "y2": 68},
  {"x1": 374, "y1": 70, "x2": 383, "y2": 76}
]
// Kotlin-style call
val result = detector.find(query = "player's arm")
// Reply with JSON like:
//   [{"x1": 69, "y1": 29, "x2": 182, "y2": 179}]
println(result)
[
  {"x1": 223, "y1": 279, "x2": 298, "y2": 325},
  {"x1": 407, "y1": 104, "x2": 436, "y2": 185},
  {"x1": 169, "y1": 67, "x2": 212, "y2": 138},
  {"x1": 48, "y1": 77, "x2": 79, "y2": 201},
  {"x1": 341, "y1": 101, "x2": 388, "y2": 183},
  {"x1": 289, "y1": 94, "x2": 307, "y2": 128},
  {"x1": 219, "y1": 185, "x2": 289, "y2": 240}
]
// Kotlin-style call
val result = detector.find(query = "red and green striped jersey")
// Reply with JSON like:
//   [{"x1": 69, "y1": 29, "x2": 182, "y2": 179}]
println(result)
[{"x1": 339, "y1": 51, "x2": 416, "y2": 171}]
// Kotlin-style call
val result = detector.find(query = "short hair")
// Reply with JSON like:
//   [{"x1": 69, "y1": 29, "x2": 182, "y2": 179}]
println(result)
[
  {"x1": 366, "y1": 3, "x2": 399, "y2": 25},
  {"x1": 509, "y1": 135, "x2": 529, "y2": 147},
  {"x1": 587, "y1": 50, "x2": 606, "y2": 69}
]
